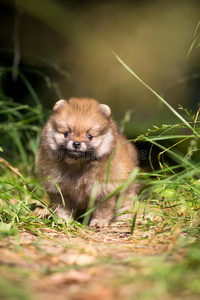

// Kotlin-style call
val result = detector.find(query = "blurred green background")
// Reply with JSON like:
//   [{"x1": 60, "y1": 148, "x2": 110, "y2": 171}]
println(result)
[{"x1": 0, "y1": 0, "x2": 200, "y2": 166}]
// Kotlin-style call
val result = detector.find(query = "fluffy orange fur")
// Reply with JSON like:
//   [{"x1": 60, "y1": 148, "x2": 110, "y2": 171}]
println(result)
[{"x1": 37, "y1": 98, "x2": 138, "y2": 227}]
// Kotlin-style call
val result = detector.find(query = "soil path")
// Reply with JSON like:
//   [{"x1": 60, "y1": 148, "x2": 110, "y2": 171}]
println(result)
[{"x1": 0, "y1": 218, "x2": 193, "y2": 300}]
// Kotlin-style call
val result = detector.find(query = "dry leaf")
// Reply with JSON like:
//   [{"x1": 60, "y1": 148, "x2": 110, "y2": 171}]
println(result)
[
  {"x1": 59, "y1": 252, "x2": 95, "y2": 265},
  {"x1": 80, "y1": 245, "x2": 97, "y2": 256},
  {"x1": 49, "y1": 270, "x2": 91, "y2": 284}
]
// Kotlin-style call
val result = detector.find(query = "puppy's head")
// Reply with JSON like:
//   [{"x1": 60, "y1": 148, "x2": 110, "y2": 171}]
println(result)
[{"x1": 45, "y1": 98, "x2": 115, "y2": 161}]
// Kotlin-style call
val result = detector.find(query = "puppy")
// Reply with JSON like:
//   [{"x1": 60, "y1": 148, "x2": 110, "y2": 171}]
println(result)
[{"x1": 37, "y1": 98, "x2": 138, "y2": 227}]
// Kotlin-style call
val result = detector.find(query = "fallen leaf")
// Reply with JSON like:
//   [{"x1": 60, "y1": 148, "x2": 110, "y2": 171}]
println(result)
[
  {"x1": 59, "y1": 252, "x2": 95, "y2": 265},
  {"x1": 81, "y1": 245, "x2": 97, "y2": 256},
  {"x1": 49, "y1": 270, "x2": 91, "y2": 284}
]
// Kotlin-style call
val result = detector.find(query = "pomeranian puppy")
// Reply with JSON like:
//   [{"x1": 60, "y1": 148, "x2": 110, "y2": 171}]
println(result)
[{"x1": 37, "y1": 98, "x2": 138, "y2": 227}]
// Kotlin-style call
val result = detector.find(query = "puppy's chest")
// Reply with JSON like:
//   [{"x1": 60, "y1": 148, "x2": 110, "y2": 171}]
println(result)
[{"x1": 58, "y1": 165, "x2": 97, "y2": 197}]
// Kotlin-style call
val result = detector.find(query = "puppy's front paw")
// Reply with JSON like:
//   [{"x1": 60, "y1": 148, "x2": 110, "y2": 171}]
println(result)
[
  {"x1": 89, "y1": 218, "x2": 110, "y2": 228},
  {"x1": 56, "y1": 207, "x2": 72, "y2": 222}
]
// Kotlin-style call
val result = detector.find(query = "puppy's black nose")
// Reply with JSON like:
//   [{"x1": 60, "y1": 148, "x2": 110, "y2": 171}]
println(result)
[{"x1": 72, "y1": 141, "x2": 81, "y2": 149}]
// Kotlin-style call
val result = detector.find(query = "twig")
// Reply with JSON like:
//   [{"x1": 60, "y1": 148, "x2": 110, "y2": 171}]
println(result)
[
  {"x1": 0, "y1": 157, "x2": 27, "y2": 190},
  {"x1": 194, "y1": 107, "x2": 200, "y2": 130}
]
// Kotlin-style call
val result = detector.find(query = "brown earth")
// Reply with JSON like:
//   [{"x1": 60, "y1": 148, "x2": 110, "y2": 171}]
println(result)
[{"x1": 0, "y1": 213, "x2": 196, "y2": 300}]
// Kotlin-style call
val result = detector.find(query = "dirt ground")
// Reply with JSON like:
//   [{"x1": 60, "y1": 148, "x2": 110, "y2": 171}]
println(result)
[{"x1": 0, "y1": 216, "x2": 196, "y2": 300}]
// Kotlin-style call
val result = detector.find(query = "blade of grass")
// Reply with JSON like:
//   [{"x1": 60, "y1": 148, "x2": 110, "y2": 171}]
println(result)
[
  {"x1": 78, "y1": 184, "x2": 124, "y2": 219},
  {"x1": 131, "y1": 211, "x2": 138, "y2": 235},
  {"x1": 144, "y1": 136, "x2": 198, "y2": 171},
  {"x1": 82, "y1": 182, "x2": 99, "y2": 225},
  {"x1": 186, "y1": 33, "x2": 200, "y2": 61},
  {"x1": 115, "y1": 167, "x2": 139, "y2": 214},
  {"x1": 8, "y1": 126, "x2": 29, "y2": 167},
  {"x1": 113, "y1": 52, "x2": 199, "y2": 137},
  {"x1": 194, "y1": 20, "x2": 200, "y2": 37}
]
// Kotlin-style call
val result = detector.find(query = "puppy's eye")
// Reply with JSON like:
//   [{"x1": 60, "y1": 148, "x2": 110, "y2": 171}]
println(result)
[
  {"x1": 86, "y1": 134, "x2": 93, "y2": 141},
  {"x1": 64, "y1": 132, "x2": 71, "y2": 138}
]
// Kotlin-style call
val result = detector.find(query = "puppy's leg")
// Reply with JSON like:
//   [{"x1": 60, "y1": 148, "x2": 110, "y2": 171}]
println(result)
[
  {"x1": 49, "y1": 193, "x2": 72, "y2": 222},
  {"x1": 89, "y1": 197, "x2": 116, "y2": 228}
]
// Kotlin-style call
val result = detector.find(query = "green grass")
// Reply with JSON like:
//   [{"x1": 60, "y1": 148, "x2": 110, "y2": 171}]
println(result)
[
  {"x1": 1, "y1": 36, "x2": 200, "y2": 299},
  {"x1": 111, "y1": 50, "x2": 200, "y2": 236},
  {"x1": 0, "y1": 274, "x2": 31, "y2": 300},
  {"x1": 1, "y1": 19, "x2": 200, "y2": 236},
  {"x1": 0, "y1": 60, "x2": 200, "y2": 236},
  {"x1": 0, "y1": 1, "x2": 199, "y2": 297}
]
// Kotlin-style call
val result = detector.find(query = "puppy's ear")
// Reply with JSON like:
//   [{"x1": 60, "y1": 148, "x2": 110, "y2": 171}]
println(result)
[
  {"x1": 53, "y1": 99, "x2": 68, "y2": 111},
  {"x1": 99, "y1": 104, "x2": 111, "y2": 119}
]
